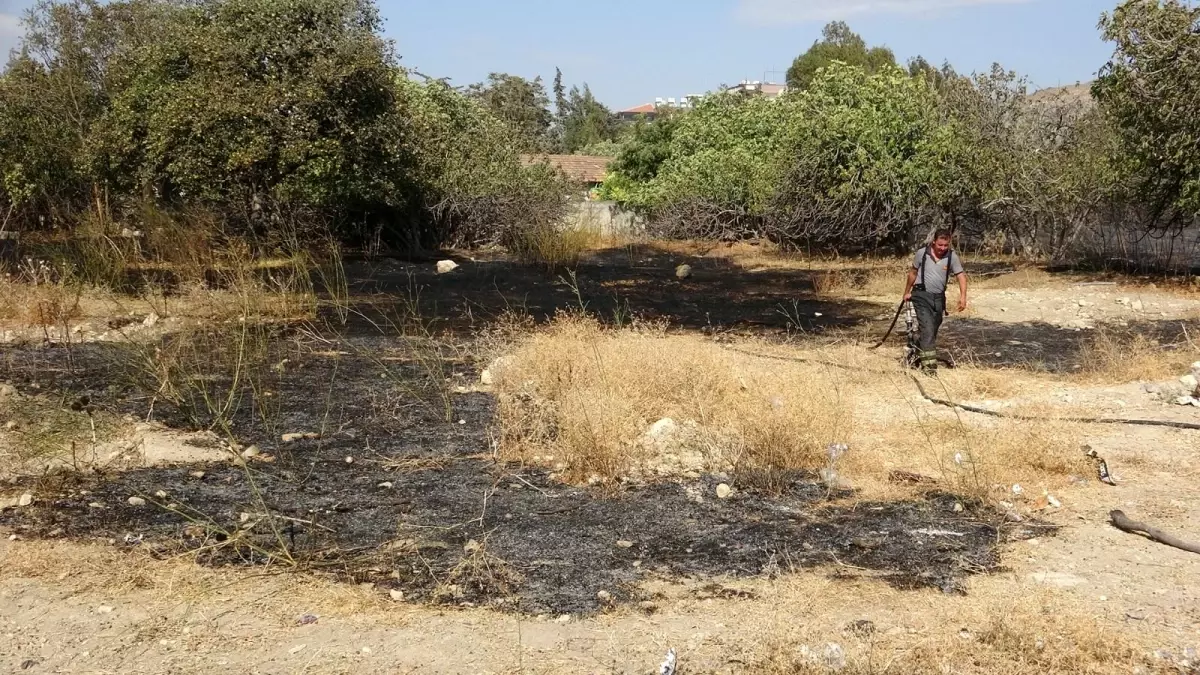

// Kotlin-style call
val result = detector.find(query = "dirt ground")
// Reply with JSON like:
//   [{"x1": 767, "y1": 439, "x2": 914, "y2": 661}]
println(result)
[{"x1": 2, "y1": 244, "x2": 1200, "y2": 674}]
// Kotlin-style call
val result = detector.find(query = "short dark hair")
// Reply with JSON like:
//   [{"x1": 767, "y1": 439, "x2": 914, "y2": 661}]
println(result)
[{"x1": 932, "y1": 228, "x2": 953, "y2": 242}]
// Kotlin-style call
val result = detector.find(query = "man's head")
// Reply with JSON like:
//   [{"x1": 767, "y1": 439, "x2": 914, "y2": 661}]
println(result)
[{"x1": 931, "y1": 228, "x2": 953, "y2": 257}]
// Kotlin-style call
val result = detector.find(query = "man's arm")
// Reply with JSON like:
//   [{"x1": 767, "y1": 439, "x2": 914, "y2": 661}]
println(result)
[
  {"x1": 903, "y1": 267, "x2": 918, "y2": 302},
  {"x1": 955, "y1": 272, "x2": 968, "y2": 312}
]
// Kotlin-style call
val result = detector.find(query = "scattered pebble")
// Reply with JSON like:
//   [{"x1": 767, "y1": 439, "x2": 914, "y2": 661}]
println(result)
[
  {"x1": 97, "y1": 605, "x2": 114, "y2": 614},
  {"x1": 675, "y1": 264, "x2": 693, "y2": 280},
  {"x1": 616, "y1": 540, "x2": 634, "y2": 549},
  {"x1": 241, "y1": 445, "x2": 261, "y2": 459},
  {"x1": 344, "y1": 456, "x2": 355, "y2": 464},
  {"x1": 389, "y1": 589, "x2": 404, "y2": 602},
  {"x1": 377, "y1": 482, "x2": 394, "y2": 489},
  {"x1": 596, "y1": 590, "x2": 613, "y2": 604},
  {"x1": 17, "y1": 493, "x2": 33, "y2": 507},
  {"x1": 436, "y1": 260, "x2": 459, "y2": 274},
  {"x1": 189, "y1": 471, "x2": 206, "y2": 480},
  {"x1": 127, "y1": 497, "x2": 146, "y2": 507},
  {"x1": 296, "y1": 614, "x2": 319, "y2": 626},
  {"x1": 154, "y1": 490, "x2": 167, "y2": 499},
  {"x1": 716, "y1": 484, "x2": 733, "y2": 500}
]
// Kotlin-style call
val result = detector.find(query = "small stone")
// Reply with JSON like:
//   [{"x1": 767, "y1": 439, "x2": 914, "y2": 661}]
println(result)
[
  {"x1": 953, "y1": 502, "x2": 964, "y2": 513},
  {"x1": 616, "y1": 540, "x2": 634, "y2": 549},
  {"x1": 716, "y1": 484, "x2": 733, "y2": 500},
  {"x1": 7, "y1": 534, "x2": 16, "y2": 541},
  {"x1": 189, "y1": 471, "x2": 206, "y2": 479},
  {"x1": 127, "y1": 497, "x2": 146, "y2": 507},
  {"x1": 647, "y1": 418, "x2": 678, "y2": 441},
  {"x1": 1132, "y1": 300, "x2": 1145, "y2": 311},
  {"x1": 240, "y1": 445, "x2": 261, "y2": 459},
  {"x1": 89, "y1": 502, "x2": 104, "y2": 509},
  {"x1": 296, "y1": 613, "x2": 319, "y2": 626},
  {"x1": 3, "y1": 421, "x2": 17, "y2": 431},
  {"x1": 463, "y1": 539, "x2": 481, "y2": 553},
  {"x1": 0, "y1": 384, "x2": 15, "y2": 399},
  {"x1": 17, "y1": 493, "x2": 33, "y2": 507},
  {"x1": 377, "y1": 482, "x2": 393, "y2": 489},
  {"x1": 154, "y1": 490, "x2": 167, "y2": 499},
  {"x1": 480, "y1": 369, "x2": 494, "y2": 386},
  {"x1": 97, "y1": 605, "x2": 114, "y2": 614},
  {"x1": 675, "y1": 264, "x2": 693, "y2": 280},
  {"x1": 389, "y1": 589, "x2": 404, "y2": 602},
  {"x1": 143, "y1": 312, "x2": 159, "y2": 328},
  {"x1": 596, "y1": 590, "x2": 613, "y2": 604},
  {"x1": 436, "y1": 260, "x2": 459, "y2": 274},
  {"x1": 240, "y1": 512, "x2": 251, "y2": 523},
  {"x1": 555, "y1": 614, "x2": 571, "y2": 624},
  {"x1": 344, "y1": 456, "x2": 355, "y2": 464},
  {"x1": 281, "y1": 432, "x2": 318, "y2": 443}
]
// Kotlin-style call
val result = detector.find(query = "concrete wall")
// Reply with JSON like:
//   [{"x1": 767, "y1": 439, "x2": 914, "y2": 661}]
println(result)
[{"x1": 563, "y1": 201, "x2": 645, "y2": 238}]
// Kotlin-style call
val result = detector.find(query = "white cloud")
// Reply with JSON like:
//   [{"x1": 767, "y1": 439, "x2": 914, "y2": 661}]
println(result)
[{"x1": 736, "y1": 0, "x2": 1036, "y2": 25}]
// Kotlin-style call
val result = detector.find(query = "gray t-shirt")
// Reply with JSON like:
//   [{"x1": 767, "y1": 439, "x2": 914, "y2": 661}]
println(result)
[{"x1": 912, "y1": 246, "x2": 964, "y2": 294}]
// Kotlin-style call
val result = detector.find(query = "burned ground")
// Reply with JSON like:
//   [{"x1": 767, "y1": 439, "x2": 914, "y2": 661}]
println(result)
[{"x1": 0, "y1": 336, "x2": 1047, "y2": 616}]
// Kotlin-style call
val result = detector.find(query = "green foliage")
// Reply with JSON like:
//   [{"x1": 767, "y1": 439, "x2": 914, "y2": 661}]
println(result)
[
  {"x1": 468, "y1": 73, "x2": 553, "y2": 153},
  {"x1": 560, "y1": 84, "x2": 618, "y2": 154},
  {"x1": 1094, "y1": 0, "x2": 1200, "y2": 223},
  {"x1": 786, "y1": 22, "x2": 897, "y2": 92}
]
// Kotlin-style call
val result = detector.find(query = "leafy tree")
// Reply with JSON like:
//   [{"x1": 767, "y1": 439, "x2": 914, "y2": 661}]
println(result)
[
  {"x1": 559, "y1": 84, "x2": 617, "y2": 154},
  {"x1": 786, "y1": 22, "x2": 897, "y2": 91},
  {"x1": 468, "y1": 72, "x2": 553, "y2": 153},
  {"x1": 1094, "y1": 0, "x2": 1200, "y2": 225}
]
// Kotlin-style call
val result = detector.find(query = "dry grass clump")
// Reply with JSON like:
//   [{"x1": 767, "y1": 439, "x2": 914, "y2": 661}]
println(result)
[
  {"x1": 742, "y1": 575, "x2": 1161, "y2": 675},
  {"x1": 493, "y1": 314, "x2": 850, "y2": 488},
  {"x1": 811, "y1": 266, "x2": 903, "y2": 298},
  {"x1": 975, "y1": 266, "x2": 1056, "y2": 290},
  {"x1": 508, "y1": 222, "x2": 612, "y2": 271},
  {"x1": 1077, "y1": 330, "x2": 1197, "y2": 384}
]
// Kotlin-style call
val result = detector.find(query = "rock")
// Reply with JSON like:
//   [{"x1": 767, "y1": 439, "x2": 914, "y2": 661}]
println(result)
[
  {"x1": 1182, "y1": 374, "x2": 1199, "y2": 393},
  {"x1": 154, "y1": 490, "x2": 167, "y2": 499},
  {"x1": 97, "y1": 605, "x2": 114, "y2": 614},
  {"x1": 675, "y1": 264, "x2": 693, "y2": 280},
  {"x1": 596, "y1": 590, "x2": 613, "y2": 604},
  {"x1": 389, "y1": 589, "x2": 404, "y2": 602},
  {"x1": 344, "y1": 456, "x2": 355, "y2": 464},
  {"x1": 555, "y1": 614, "x2": 571, "y2": 624},
  {"x1": 189, "y1": 471, "x2": 206, "y2": 480},
  {"x1": 647, "y1": 418, "x2": 678, "y2": 442},
  {"x1": 480, "y1": 369, "x2": 494, "y2": 386},
  {"x1": 17, "y1": 493, "x2": 33, "y2": 507},
  {"x1": 0, "y1": 384, "x2": 15, "y2": 399},
  {"x1": 616, "y1": 540, "x2": 634, "y2": 549},
  {"x1": 127, "y1": 496, "x2": 146, "y2": 507},
  {"x1": 296, "y1": 613, "x2": 319, "y2": 626},
  {"x1": 3, "y1": 420, "x2": 17, "y2": 431},
  {"x1": 281, "y1": 432, "x2": 318, "y2": 443},
  {"x1": 716, "y1": 484, "x2": 733, "y2": 500},
  {"x1": 240, "y1": 445, "x2": 261, "y2": 459},
  {"x1": 463, "y1": 539, "x2": 482, "y2": 553},
  {"x1": 142, "y1": 312, "x2": 159, "y2": 328},
  {"x1": 436, "y1": 260, "x2": 459, "y2": 274},
  {"x1": 377, "y1": 482, "x2": 393, "y2": 489}
]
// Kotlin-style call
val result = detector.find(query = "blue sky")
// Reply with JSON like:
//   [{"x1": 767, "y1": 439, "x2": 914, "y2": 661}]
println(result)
[{"x1": 1, "y1": 0, "x2": 1119, "y2": 109}]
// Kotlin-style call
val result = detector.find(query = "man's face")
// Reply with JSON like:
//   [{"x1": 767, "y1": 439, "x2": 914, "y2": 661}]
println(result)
[{"x1": 932, "y1": 237, "x2": 951, "y2": 257}]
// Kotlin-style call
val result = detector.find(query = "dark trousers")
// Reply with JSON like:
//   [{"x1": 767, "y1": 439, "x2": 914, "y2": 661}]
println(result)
[{"x1": 910, "y1": 290, "x2": 945, "y2": 371}]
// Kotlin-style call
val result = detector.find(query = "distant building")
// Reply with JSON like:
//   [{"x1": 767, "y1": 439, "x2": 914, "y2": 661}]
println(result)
[
  {"x1": 617, "y1": 94, "x2": 703, "y2": 121},
  {"x1": 520, "y1": 154, "x2": 613, "y2": 198},
  {"x1": 725, "y1": 80, "x2": 787, "y2": 99}
]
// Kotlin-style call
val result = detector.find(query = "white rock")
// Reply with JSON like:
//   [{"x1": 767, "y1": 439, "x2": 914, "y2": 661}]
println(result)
[
  {"x1": 17, "y1": 493, "x2": 33, "y2": 507},
  {"x1": 716, "y1": 484, "x2": 733, "y2": 500},
  {"x1": 0, "y1": 384, "x2": 15, "y2": 399},
  {"x1": 240, "y1": 445, "x2": 261, "y2": 459},
  {"x1": 647, "y1": 418, "x2": 678, "y2": 442},
  {"x1": 675, "y1": 264, "x2": 693, "y2": 280},
  {"x1": 154, "y1": 490, "x2": 167, "y2": 499},
  {"x1": 436, "y1": 260, "x2": 459, "y2": 274},
  {"x1": 97, "y1": 605, "x2": 114, "y2": 614},
  {"x1": 143, "y1": 313, "x2": 160, "y2": 328},
  {"x1": 616, "y1": 540, "x2": 634, "y2": 549},
  {"x1": 388, "y1": 589, "x2": 404, "y2": 602},
  {"x1": 1132, "y1": 300, "x2": 1145, "y2": 312},
  {"x1": 127, "y1": 497, "x2": 146, "y2": 507},
  {"x1": 479, "y1": 369, "x2": 494, "y2": 386},
  {"x1": 3, "y1": 420, "x2": 17, "y2": 431},
  {"x1": 596, "y1": 590, "x2": 613, "y2": 603},
  {"x1": 1182, "y1": 374, "x2": 1199, "y2": 392}
]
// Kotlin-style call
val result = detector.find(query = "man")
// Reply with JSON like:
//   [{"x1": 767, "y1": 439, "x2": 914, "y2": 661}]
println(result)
[{"x1": 902, "y1": 229, "x2": 968, "y2": 374}]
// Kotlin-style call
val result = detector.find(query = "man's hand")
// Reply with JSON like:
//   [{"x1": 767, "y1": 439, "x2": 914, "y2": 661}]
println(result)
[
  {"x1": 957, "y1": 296, "x2": 968, "y2": 313},
  {"x1": 903, "y1": 292, "x2": 912, "y2": 303}
]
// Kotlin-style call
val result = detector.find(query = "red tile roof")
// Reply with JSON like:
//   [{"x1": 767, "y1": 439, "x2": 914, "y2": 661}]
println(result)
[
  {"x1": 620, "y1": 103, "x2": 657, "y2": 115},
  {"x1": 521, "y1": 154, "x2": 613, "y2": 184}
]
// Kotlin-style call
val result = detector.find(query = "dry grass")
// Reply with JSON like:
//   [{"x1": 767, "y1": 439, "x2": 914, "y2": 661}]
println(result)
[
  {"x1": 1076, "y1": 330, "x2": 1197, "y2": 384},
  {"x1": 738, "y1": 574, "x2": 1166, "y2": 675},
  {"x1": 494, "y1": 314, "x2": 850, "y2": 490},
  {"x1": 493, "y1": 318, "x2": 1090, "y2": 500},
  {"x1": 509, "y1": 221, "x2": 614, "y2": 271}
]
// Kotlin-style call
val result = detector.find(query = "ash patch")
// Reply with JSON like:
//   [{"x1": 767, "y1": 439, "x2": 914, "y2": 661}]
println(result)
[
  {"x1": 0, "y1": 340, "x2": 1048, "y2": 616},
  {"x1": 2, "y1": 456, "x2": 1040, "y2": 616}
]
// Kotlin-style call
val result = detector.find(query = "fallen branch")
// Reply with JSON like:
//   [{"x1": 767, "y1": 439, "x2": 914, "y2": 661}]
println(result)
[{"x1": 1110, "y1": 510, "x2": 1200, "y2": 555}]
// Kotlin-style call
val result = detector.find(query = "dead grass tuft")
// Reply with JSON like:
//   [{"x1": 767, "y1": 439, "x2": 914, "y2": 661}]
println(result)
[
  {"x1": 494, "y1": 314, "x2": 849, "y2": 489},
  {"x1": 509, "y1": 222, "x2": 612, "y2": 271},
  {"x1": 1077, "y1": 330, "x2": 1196, "y2": 384}
]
